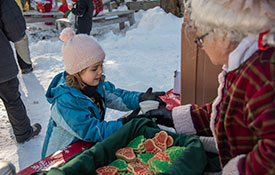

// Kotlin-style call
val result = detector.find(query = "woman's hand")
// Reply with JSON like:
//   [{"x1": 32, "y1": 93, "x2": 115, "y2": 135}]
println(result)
[{"x1": 143, "y1": 107, "x2": 174, "y2": 128}]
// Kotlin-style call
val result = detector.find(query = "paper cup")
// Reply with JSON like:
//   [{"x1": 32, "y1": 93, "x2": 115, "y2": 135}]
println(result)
[{"x1": 139, "y1": 100, "x2": 159, "y2": 114}]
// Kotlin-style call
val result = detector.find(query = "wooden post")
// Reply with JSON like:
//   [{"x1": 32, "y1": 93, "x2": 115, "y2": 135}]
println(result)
[
  {"x1": 119, "y1": 22, "x2": 125, "y2": 30},
  {"x1": 180, "y1": 19, "x2": 222, "y2": 105},
  {"x1": 128, "y1": 13, "x2": 135, "y2": 26},
  {"x1": 180, "y1": 22, "x2": 197, "y2": 105},
  {"x1": 160, "y1": 0, "x2": 183, "y2": 17}
]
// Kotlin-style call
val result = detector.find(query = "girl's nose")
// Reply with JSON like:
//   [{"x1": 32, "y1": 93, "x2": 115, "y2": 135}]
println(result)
[{"x1": 98, "y1": 67, "x2": 103, "y2": 75}]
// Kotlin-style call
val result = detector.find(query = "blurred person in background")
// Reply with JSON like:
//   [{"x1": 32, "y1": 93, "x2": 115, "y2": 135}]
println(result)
[
  {"x1": 67, "y1": 0, "x2": 93, "y2": 35},
  {"x1": 0, "y1": 0, "x2": 41, "y2": 143}
]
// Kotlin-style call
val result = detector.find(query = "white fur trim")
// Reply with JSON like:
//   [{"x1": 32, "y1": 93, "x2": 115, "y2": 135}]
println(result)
[
  {"x1": 222, "y1": 154, "x2": 246, "y2": 175},
  {"x1": 210, "y1": 70, "x2": 226, "y2": 151},
  {"x1": 172, "y1": 104, "x2": 196, "y2": 135},
  {"x1": 199, "y1": 136, "x2": 218, "y2": 154}
]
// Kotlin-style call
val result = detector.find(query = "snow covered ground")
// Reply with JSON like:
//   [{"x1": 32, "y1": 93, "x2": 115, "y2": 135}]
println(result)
[{"x1": 0, "y1": 6, "x2": 183, "y2": 172}]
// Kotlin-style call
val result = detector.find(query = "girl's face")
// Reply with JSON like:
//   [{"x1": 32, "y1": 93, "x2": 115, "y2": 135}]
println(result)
[{"x1": 80, "y1": 61, "x2": 103, "y2": 86}]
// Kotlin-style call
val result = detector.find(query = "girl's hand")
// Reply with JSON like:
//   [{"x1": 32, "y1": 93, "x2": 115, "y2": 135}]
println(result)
[
  {"x1": 139, "y1": 87, "x2": 166, "y2": 106},
  {"x1": 121, "y1": 107, "x2": 142, "y2": 125}
]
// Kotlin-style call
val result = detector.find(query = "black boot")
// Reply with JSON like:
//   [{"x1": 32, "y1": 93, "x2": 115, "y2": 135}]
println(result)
[{"x1": 17, "y1": 123, "x2": 41, "y2": 143}]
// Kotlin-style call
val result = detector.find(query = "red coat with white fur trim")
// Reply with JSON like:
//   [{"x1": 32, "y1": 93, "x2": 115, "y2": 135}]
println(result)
[{"x1": 172, "y1": 48, "x2": 275, "y2": 175}]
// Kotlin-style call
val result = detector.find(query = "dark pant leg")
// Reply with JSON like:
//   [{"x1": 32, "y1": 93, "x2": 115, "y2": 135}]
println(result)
[
  {"x1": 16, "y1": 51, "x2": 32, "y2": 70},
  {"x1": 0, "y1": 77, "x2": 32, "y2": 142}
]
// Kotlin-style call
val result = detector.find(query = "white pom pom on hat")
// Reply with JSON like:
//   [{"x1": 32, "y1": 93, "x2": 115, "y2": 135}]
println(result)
[
  {"x1": 60, "y1": 27, "x2": 75, "y2": 42},
  {"x1": 60, "y1": 28, "x2": 105, "y2": 74}
]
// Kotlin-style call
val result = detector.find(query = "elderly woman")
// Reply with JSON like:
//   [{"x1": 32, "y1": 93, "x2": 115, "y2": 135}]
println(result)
[{"x1": 144, "y1": 0, "x2": 275, "y2": 174}]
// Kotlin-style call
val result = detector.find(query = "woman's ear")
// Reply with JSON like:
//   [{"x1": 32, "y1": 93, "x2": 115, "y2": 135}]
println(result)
[
  {"x1": 212, "y1": 34, "x2": 231, "y2": 49},
  {"x1": 223, "y1": 39, "x2": 231, "y2": 49},
  {"x1": 219, "y1": 31, "x2": 232, "y2": 49},
  {"x1": 223, "y1": 32, "x2": 238, "y2": 51}
]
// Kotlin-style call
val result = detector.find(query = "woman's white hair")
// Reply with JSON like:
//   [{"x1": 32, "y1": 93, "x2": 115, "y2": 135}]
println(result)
[{"x1": 187, "y1": 0, "x2": 275, "y2": 43}]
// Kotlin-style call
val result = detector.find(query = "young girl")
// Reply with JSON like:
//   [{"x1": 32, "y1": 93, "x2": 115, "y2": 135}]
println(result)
[{"x1": 42, "y1": 28, "x2": 164, "y2": 158}]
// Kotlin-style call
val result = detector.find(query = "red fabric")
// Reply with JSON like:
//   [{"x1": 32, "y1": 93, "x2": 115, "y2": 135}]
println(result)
[
  {"x1": 36, "y1": 0, "x2": 52, "y2": 13},
  {"x1": 190, "y1": 48, "x2": 275, "y2": 175},
  {"x1": 258, "y1": 30, "x2": 271, "y2": 51},
  {"x1": 160, "y1": 89, "x2": 181, "y2": 110},
  {"x1": 16, "y1": 141, "x2": 93, "y2": 175},
  {"x1": 36, "y1": 2, "x2": 52, "y2": 13},
  {"x1": 189, "y1": 102, "x2": 213, "y2": 136},
  {"x1": 59, "y1": 3, "x2": 69, "y2": 17},
  {"x1": 94, "y1": 0, "x2": 103, "y2": 14},
  {"x1": 16, "y1": 89, "x2": 180, "y2": 175}
]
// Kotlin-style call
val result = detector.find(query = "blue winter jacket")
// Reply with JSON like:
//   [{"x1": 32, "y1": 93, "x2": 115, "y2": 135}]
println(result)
[{"x1": 42, "y1": 72, "x2": 140, "y2": 158}]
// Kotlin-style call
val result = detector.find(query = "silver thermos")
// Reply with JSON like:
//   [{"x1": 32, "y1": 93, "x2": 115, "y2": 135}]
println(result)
[{"x1": 0, "y1": 160, "x2": 16, "y2": 175}]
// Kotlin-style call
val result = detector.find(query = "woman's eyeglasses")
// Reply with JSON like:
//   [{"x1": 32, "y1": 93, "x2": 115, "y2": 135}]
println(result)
[{"x1": 194, "y1": 33, "x2": 209, "y2": 48}]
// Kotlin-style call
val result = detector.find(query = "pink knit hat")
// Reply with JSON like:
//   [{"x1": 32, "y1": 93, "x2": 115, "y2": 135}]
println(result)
[{"x1": 59, "y1": 27, "x2": 105, "y2": 74}]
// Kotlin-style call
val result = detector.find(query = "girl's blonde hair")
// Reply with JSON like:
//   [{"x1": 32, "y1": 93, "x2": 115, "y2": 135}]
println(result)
[{"x1": 65, "y1": 70, "x2": 86, "y2": 90}]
